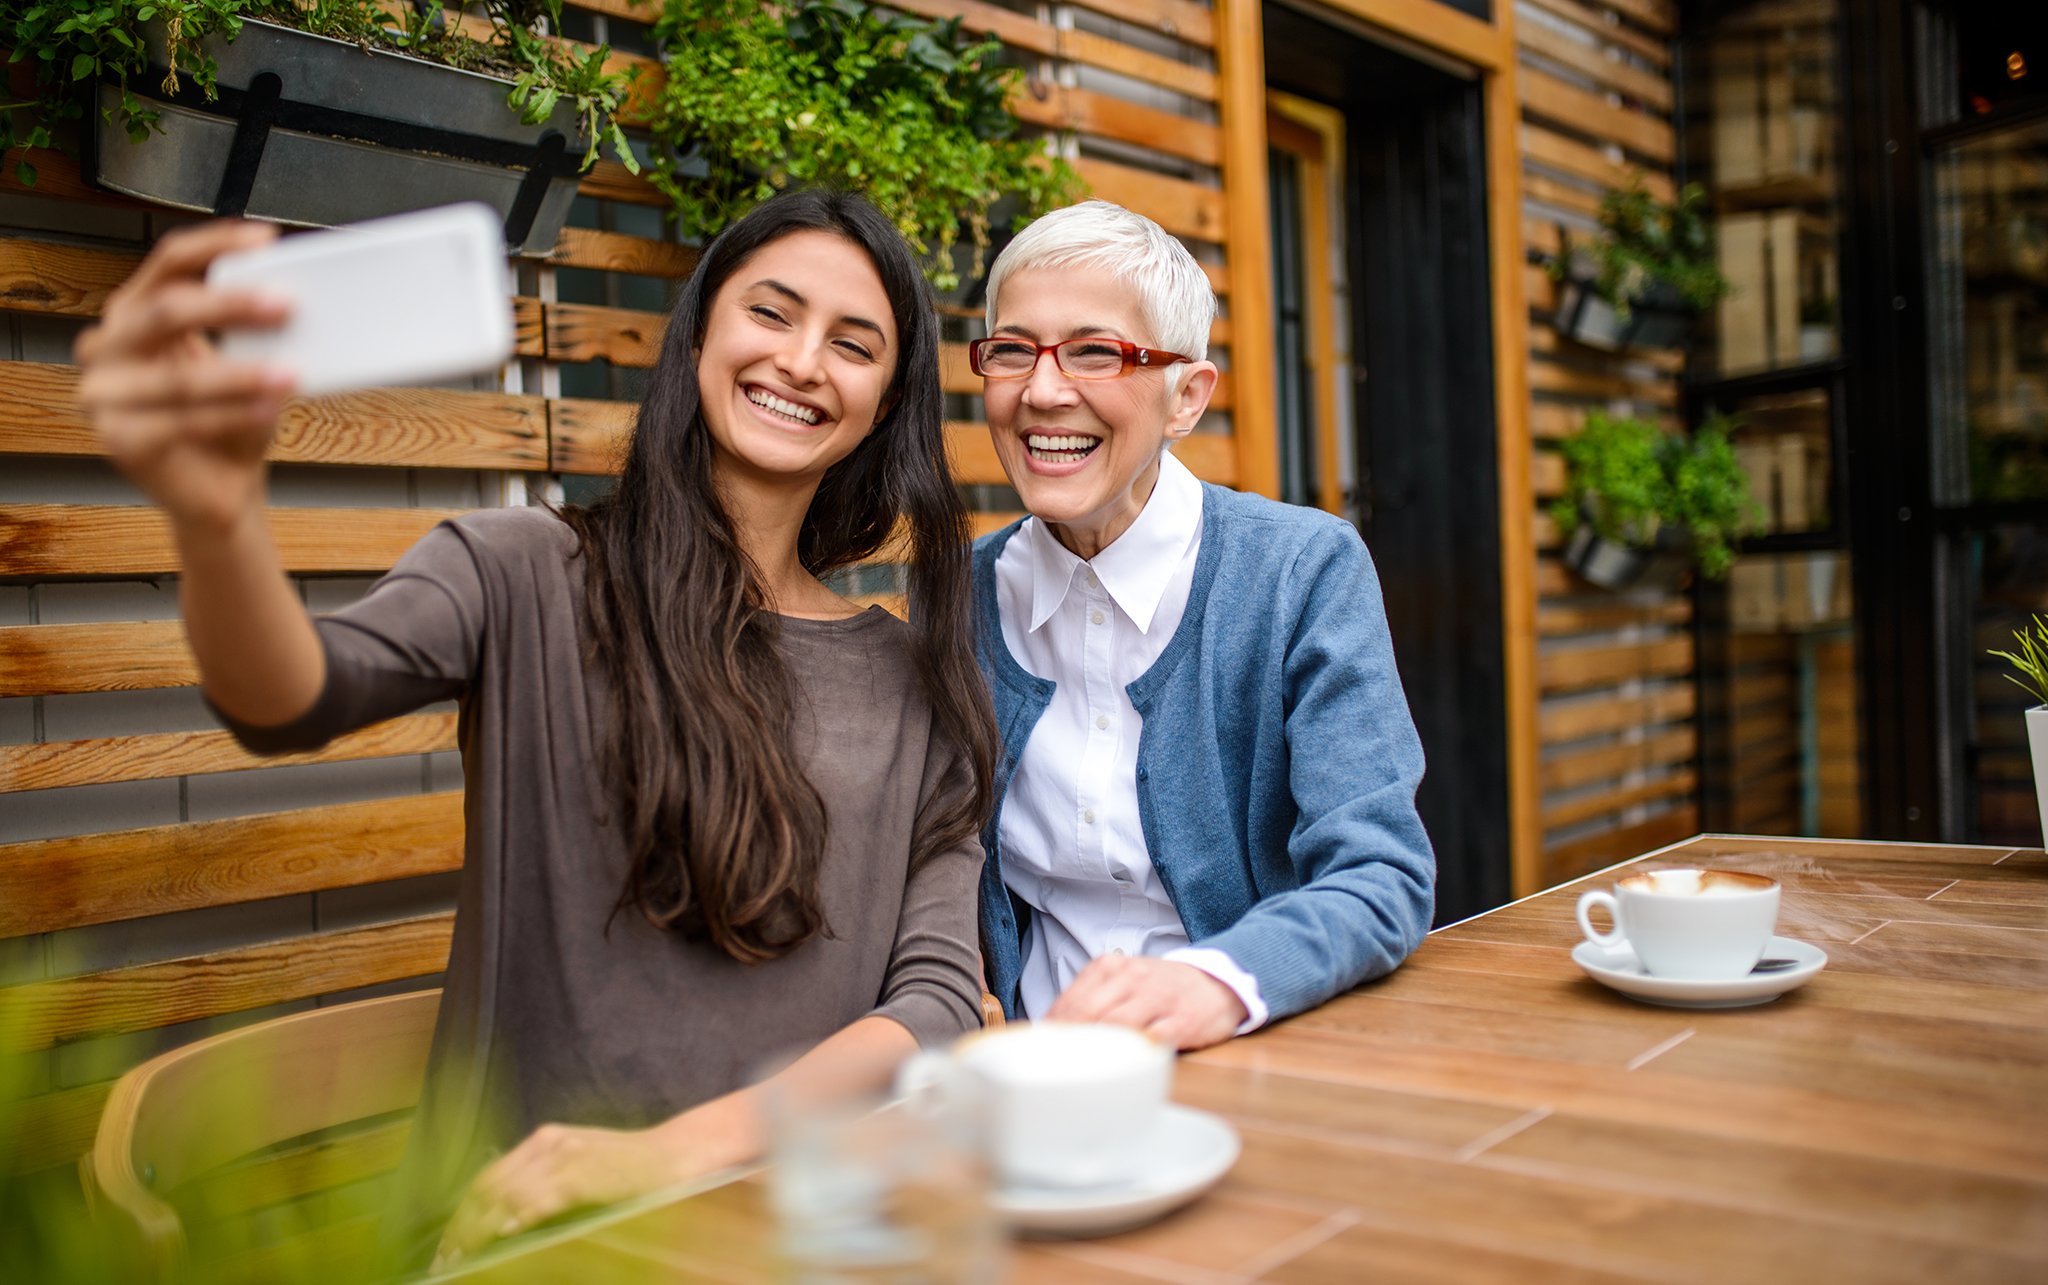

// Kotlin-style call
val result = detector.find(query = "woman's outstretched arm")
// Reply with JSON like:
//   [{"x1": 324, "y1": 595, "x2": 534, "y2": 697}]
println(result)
[
  {"x1": 74, "y1": 220, "x2": 325, "y2": 728},
  {"x1": 430, "y1": 1014, "x2": 921, "y2": 1271}
]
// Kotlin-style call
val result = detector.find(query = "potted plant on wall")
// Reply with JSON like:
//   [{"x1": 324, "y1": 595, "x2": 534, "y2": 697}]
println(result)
[
  {"x1": 1989, "y1": 618, "x2": 2048, "y2": 844},
  {"x1": 1551, "y1": 411, "x2": 1764, "y2": 591},
  {"x1": 1551, "y1": 179, "x2": 1732, "y2": 353},
  {"x1": 1, "y1": 0, "x2": 641, "y2": 255},
  {"x1": 644, "y1": 0, "x2": 1080, "y2": 289}
]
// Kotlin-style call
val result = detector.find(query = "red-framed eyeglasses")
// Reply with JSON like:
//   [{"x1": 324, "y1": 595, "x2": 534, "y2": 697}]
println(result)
[{"x1": 967, "y1": 336, "x2": 1195, "y2": 380}]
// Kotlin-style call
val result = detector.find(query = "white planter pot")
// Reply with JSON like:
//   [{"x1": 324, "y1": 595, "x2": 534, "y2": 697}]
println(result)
[{"x1": 2029, "y1": 706, "x2": 2048, "y2": 844}]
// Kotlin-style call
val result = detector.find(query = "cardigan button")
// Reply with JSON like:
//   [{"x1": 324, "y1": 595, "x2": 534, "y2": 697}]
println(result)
[{"x1": 1136, "y1": 767, "x2": 1148, "y2": 781}]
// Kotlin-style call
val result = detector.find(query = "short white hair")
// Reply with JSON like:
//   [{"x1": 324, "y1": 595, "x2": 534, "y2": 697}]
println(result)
[{"x1": 984, "y1": 200, "x2": 1216, "y2": 368}]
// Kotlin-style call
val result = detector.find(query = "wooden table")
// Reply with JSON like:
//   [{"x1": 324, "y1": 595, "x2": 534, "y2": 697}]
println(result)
[{"x1": 462, "y1": 836, "x2": 2048, "y2": 1283}]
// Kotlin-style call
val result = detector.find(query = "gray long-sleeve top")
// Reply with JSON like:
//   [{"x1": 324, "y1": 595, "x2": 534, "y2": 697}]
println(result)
[{"x1": 220, "y1": 505, "x2": 984, "y2": 1259}]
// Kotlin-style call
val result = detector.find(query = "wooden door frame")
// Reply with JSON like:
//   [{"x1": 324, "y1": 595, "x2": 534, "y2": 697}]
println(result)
[{"x1": 1219, "y1": 0, "x2": 1539, "y2": 896}]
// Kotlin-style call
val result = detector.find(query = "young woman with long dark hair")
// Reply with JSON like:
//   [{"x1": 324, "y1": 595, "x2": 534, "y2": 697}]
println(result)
[{"x1": 73, "y1": 190, "x2": 997, "y2": 1270}]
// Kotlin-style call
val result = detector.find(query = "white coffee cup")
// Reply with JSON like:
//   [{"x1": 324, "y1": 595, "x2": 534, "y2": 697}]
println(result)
[
  {"x1": 1575, "y1": 867, "x2": 1781, "y2": 980},
  {"x1": 897, "y1": 1022, "x2": 1172, "y2": 1190}
]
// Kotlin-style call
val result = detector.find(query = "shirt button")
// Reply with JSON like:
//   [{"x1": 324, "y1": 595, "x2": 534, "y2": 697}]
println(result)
[
  {"x1": 1091, "y1": 609, "x2": 1106, "y2": 625},
  {"x1": 1087, "y1": 571, "x2": 1100, "y2": 588},
  {"x1": 1095, "y1": 714, "x2": 1109, "y2": 730},
  {"x1": 1084, "y1": 809, "x2": 1097, "y2": 824}
]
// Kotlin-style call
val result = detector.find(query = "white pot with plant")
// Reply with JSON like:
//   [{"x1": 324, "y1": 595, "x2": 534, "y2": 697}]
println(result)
[{"x1": 1990, "y1": 616, "x2": 2048, "y2": 843}]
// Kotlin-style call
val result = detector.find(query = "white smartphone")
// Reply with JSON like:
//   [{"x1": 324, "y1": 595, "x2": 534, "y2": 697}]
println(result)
[{"x1": 207, "y1": 203, "x2": 514, "y2": 398}]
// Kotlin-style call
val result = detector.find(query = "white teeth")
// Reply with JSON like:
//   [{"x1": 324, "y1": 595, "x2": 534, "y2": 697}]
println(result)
[
  {"x1": 746, "y1": 387, "x2": 820, "y2": 425},
  {"x1": 1025, "y1": 434, "x2": 1099, "y2": 454}
]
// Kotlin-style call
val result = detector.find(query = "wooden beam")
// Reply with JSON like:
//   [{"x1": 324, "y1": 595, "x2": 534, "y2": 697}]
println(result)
[
  {"x1": 1520, "y1": 67, "x2": 1674, "y2": 164},
  {"x1": 0, "y1": 914, "x2": 453, "y2": 1054},
  {"x1": 514, "y1": 296, "x2": 545, "y2": 357},
  {"x1": 1010, "y1": 84, "x2": 1221, "y2": 167},
  {"x1": 1541, "y1": 726, "x2": 1694, "y2": 792},
  {"x1": 1540, "y1": 636, "x2": 1695, "y2": 694},
  {"x1": 550, "y1": 398, "x2": 635, "y2": 475},
  {"x1": 0, "y1": 792, "x2": 465, "y2": 938},
  {"x1": 1542, "y1": 767, "x2": 1697, "y2": 831},
  {"x1": 1215, "y1": 0, "x2": 1277, "y2": 500},
  {"x1": 1520, "y1": 0, "x2": 1671, "y2": 68},
  {"x1": 1521, "y1": 124, "x2": 1675, "y2": 201},
  {"x1": 1517, "y1": 19, "x2": 1672, "y2": 111},
  {"x1": 1536, "y1": 598, "x2": 1692, "y2": 636},
  {"x1": 1307, "y1": 0, "x2": 1505, "y2": 72},
  {"x1": 545, "y1": 301, "x2": 666, "y2": 368},
  {"x1": 0, "y1": 238, "x2": 139, "y2": 317},
  {"x1": 0, "y1": 363, "x2": 549, "y2": 470},
  {"x1": 1063, "y1": 0, "x2": 1214, "y2": 46},
  {"x1": 1540, "y1": 684, "x2": 1696, "y2": 743},
  {"x1": 0, "y1": 505, "x2": 460, "y2": 577},
  {"x1": 0, "y1": 712, "x2": 456, "y2": 793},
  {"x1": 1597, "y1": 0, "x2": 1678, "y2": 37},
  {"x1": 0, "y1": 621, "x2": 196, "y2": 698},
  {"x1": 1069, "y1": 159, "x2": 1227, "y2": 244},
  {"x1": 548, "y1": 228, "x2": 699, "y2": 278},
  {"x1": 1061, "y1": 29, "x2": 1219, "y2": 101}
]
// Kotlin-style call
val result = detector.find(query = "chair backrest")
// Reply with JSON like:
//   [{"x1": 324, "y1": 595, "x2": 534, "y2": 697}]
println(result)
[{"x1": 84, "y1": 989, "x2": 441, "y2": 1285}]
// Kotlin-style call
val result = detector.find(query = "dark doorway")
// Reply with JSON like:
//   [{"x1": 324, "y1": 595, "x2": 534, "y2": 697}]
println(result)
[{"x1": 1264, "y1": 2, "x2": 1510, "y2": 923}]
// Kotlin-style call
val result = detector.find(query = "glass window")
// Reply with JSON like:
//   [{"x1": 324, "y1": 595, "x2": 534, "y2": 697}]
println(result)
[
  {"x1": 1727, "y1": 387, "x2": 1832, "y2": 534},
  {"x1": 1686, "y1": 4, "x2": 1844, "y2": 379},
  {"x1": 1927, "y1": 117, "x2": 2048, "y2": 505},
  {"x1": 1965, "y1": 523, "x2": 2048, "y2": 845}
]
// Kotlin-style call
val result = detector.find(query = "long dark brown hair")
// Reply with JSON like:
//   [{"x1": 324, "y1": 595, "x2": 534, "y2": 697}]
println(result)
[{"x1": 562, "y1": 189, "x2": 996, "y2": 963}]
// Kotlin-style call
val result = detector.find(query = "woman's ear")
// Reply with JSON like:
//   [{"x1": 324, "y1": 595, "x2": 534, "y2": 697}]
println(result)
[{"x1": 1165, "y1": 362, "x2": 1220, "y2": 440}]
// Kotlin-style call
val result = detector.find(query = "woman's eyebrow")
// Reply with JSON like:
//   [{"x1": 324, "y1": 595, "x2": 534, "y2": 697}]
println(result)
[
  {"x1": 993, "y1": 323, "x2": 1113, "y2": 339},
  {"x1": 753, "y1": 278, "x2": 887, "y2": 345}
]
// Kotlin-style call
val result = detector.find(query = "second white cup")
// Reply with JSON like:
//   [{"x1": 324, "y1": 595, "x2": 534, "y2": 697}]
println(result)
[
  {"x1": 898, "y1": 1022, "x2": 1172, "y2": 1190},
  {"x1": 1576, "y1": 867, "x2": 1781, "y2": 980}
]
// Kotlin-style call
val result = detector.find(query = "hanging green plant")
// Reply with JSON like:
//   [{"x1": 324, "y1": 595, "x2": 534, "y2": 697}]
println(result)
[
  {"x1": 0, "y1": 0, "x2": 639, "y2": 188},
  {"x1": 646, "y1": 0, "x2": 1082, "y2": 290},
  {"x1": 1560, "y1": 178, "x2": 1733, "y2": 320},
  {"x1": 1551, "y1": 410, "x2": 1765, "y2": 580}
]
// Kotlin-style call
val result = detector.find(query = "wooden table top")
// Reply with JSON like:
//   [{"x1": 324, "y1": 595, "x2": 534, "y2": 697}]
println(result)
[{"x1": 462, "y1": 835, "x2": 2048, "y2": 1284}]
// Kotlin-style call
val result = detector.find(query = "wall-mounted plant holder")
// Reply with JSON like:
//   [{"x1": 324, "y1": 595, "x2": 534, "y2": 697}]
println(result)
[
  {"x1": 1563, "y1": 523, "x2": 1692, "y2": 593},
  {"x1": 89, "y1": 19, "x2": 587, "y2": 256},
  {"x1": 1554, "y1": 269, "x2": 1695, "y2": 353}
]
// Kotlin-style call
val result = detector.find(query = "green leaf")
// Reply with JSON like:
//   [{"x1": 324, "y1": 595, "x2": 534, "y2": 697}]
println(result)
[
  {"x1": 71, "y1": 53, "x2": 95, "y2": 81},
  {"x1": 15, "y1": 159, "x2": 36, "y2": 187}
]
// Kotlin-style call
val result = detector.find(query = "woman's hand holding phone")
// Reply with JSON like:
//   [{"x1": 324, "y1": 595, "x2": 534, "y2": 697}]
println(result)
[
  {"x1": 73, "y1": 219, "x2": 325, "y2": 729},
  {"x1": 75, "y1": 220, "x2": 298, "y2": 530}
]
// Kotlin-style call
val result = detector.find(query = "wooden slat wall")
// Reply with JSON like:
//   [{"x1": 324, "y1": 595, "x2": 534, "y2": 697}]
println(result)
[{"x1": 1514, "y1": 0, "x2": 1695, "y2": 888}]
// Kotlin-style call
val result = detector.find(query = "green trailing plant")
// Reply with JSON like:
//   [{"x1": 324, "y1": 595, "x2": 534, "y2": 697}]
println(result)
[
  {"x1": 1990, "y1": 615, "x2": 2048, "y2": 707},
  {"x1": 646, "y1": 0, "x2": 1081, "y2": 290},
  {"x1": 1553, "y1": 178, "x2": 1732, "y2": 320},
  {"x1": 1550, "y1": 410, "x2": 1765, "y2": 580},
  {"x1": 0, "y1": 0, "x2": 638, "y2": 189}
]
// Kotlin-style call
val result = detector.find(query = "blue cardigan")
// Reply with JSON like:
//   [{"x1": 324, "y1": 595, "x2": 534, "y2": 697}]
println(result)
[{"x1": 973, "y1": 482, "x2": 1437, "y2": 1022}]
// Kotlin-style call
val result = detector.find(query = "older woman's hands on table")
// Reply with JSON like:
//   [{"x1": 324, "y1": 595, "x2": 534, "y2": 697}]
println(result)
[
  {"x1": 73, "y1": 219, "x2": 294, "y2": 530},
  {"x1": 1046, "y1": 954, "x2": 1246, "y2": 1050}
]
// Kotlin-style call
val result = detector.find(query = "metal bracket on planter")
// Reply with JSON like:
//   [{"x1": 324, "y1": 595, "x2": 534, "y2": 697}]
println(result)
[
  {"x1": 213, "y1": 71, "x2": 283, "y2": 218},
  {"x1": 503, "y1": 132, "x2": 567, "y2": 251}
]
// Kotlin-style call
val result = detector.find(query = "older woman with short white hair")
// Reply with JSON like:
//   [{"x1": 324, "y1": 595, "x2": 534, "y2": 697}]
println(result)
[{"x1": 970, "y1": 199, "x2": 1437, "y2": 1049}]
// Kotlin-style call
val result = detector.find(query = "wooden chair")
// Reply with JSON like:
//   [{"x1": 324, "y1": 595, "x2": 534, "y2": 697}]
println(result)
[{"x1": 82, "y1": 989, "x2": 441, "y2": 1285}]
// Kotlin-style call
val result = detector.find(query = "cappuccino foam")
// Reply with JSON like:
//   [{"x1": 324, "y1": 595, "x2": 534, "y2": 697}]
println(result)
[{"x1": 1621, "y1": 868, "x2": 1775, "y2": 897}]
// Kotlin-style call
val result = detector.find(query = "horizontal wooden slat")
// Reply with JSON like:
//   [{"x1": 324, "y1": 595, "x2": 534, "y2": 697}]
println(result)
[
  {"x1": 0, "y1": 505, "x2": 458, "y2": 576},
  {"x1": 1521, "y1": 124, "x2": 1674, "y2": 202},
  {"x1": 546, "y1": 301, "x2": 665, "y2": 368},
  {"x1": 1528, "y1": 356, "x2": 1677, "y2": 406},
  {"x1": 1540, "y1": 636, "x2": 1694, "y2": 693},
  {"x1": 577, "y1": 159, "x2": 668, "y2": 208},
  {"x1": 1542, "y1": 767, "x2": 1696, "y2": 831},
  {"x1": 514, "y1": 295, "x2": 544, "y2": 357},
  {"x1": 1543, "y1": 805, "x2": 1697, "y2": 881},
  {"x1": 1524, "y1": 170, "x2": 1603, "y2": 218},
  {"x1": 1521, "y1": 0, "x2": 1671, "y2": 67},
  {"x1": 1070, "y1": 158, "x2": 1226, "y2": 243},
  {"x1": 549, "y1": 397, "x2": 634, "y2": 475},
  {"x1": 0, "y1": 914, "x2": 453, "y2": 1054},
  {"x1": 0, "y1": 621, "x2": 194, "y2": 698},
  {"x1": 1532, "y1": 449, "x2": 1565, "y2": 498},
  {"x1": 1062, "y1": 28, "x2": 1218, "y2": 100},
  {"x1": 1010, "y1": 84, "x2": 1220, "y2": 166},
  {"x1": 0, "y1": 792, "x2": 465, "y2": 938},
  {"x1": 1517, "y1": 20, "x2": 1672, "y2": 110},
  {"x1": 0, "y1": 237, "x2": 139, "y2": 316},
  {"x1": 0, "y1": 363, "x2": 548, "y2": 469},
  {"x1": 1540, "y1": 684, "x2": 1696, "y2": 743},
  {"x1": 1065, "y1": 0, "x2": 1213, "y2": 46},
  {"x1": 548, "y1": 227, "x2": 700, "y2": 278},
  {"x1": 3, "y1": 1081, "x2": 113, "y2": 1174},
  {"x1": 1537, "y1": 598, "x2": 1692, "y2": 636},
  {"x1": 0, "y1": 712, "x2": 456, "y2": 793},
  {"x1": 1541, "y1": 726, "x2": 1694, "y2": 792},
  {"x1": 1598, "y1": 0, "x2": 1678, "y2": 36},
  {"x1": 0, "y1": 145, "x2": 153, "y2": 213},
  {"x1": 1529, "y1": 321, "x2": 1686, "y2": 373},
  {"x1": 1520, "y1": 67, "x2": 1674, "y2": 164}
]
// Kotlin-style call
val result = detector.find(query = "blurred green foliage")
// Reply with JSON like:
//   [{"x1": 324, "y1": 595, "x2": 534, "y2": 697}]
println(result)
[{"x1": 1551, "y1": 410, "x2": 1765, "y2": 580}]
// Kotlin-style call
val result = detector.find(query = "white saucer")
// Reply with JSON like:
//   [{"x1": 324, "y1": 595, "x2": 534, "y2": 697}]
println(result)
[
  {"x1": 993, "y1": 1104, "x2": 1240, "y2": 1238},
  {"x1": 1572, "y1": 935, "x2": 1828, "y2": 1009}
]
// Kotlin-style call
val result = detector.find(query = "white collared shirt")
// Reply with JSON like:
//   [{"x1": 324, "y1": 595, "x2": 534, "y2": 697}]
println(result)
[{"x1": 993, "y1": 451, "x2": 1268, "y2": 1032}]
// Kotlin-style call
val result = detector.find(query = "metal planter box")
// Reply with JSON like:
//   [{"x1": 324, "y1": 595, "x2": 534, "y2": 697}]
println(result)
[
  {"x1": 89, "y1": 18, "x2": 588, "y2": 256},
  {"x1": 1562, "y1": 523, "x2": 1691, "y2": 593},
  {"x1": 1554, "y1": 273, "x2": 1696, "y2": 354}
]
